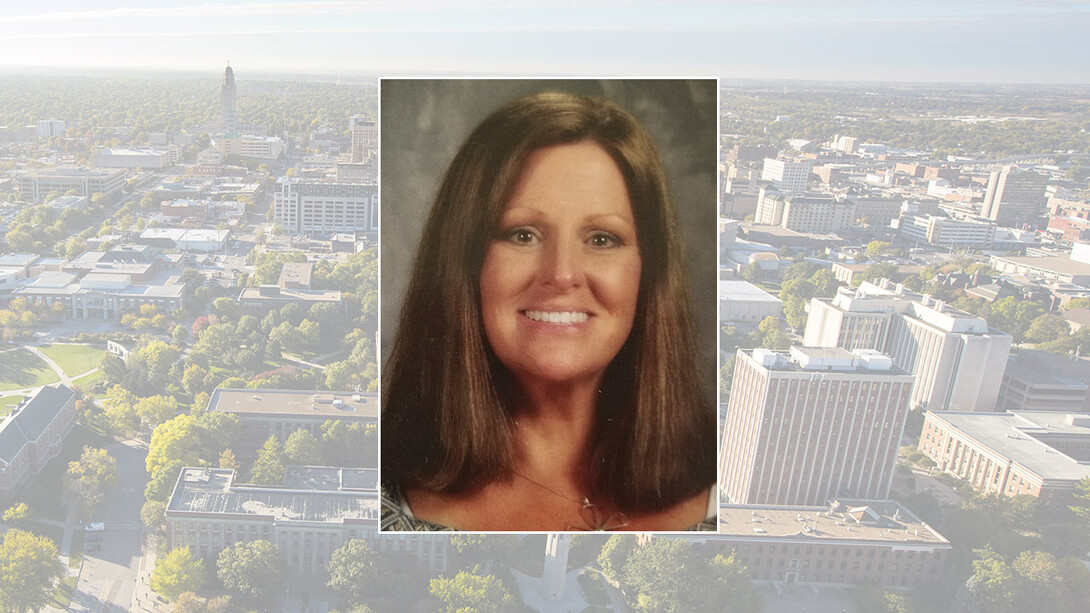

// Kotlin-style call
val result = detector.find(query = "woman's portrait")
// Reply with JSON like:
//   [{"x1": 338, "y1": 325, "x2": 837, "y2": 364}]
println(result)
[{"x1": 380, "y1": 79, "x2": 717, "y2": 531}]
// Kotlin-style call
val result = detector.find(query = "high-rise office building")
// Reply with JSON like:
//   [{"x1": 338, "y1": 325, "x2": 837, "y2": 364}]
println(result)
[
  {"x1": 981, "y1": 166, "x2": 1048, "y2": 228},
  {"x1": 37, "y1": 119, "x2": 66, "y2": 139},
  {"x1": 220, "y1": 64, "x2": 238, "y2": 138},
  {"x1": 720, "y1": 346, "x2": 914, "y2": 506},
  {"x1": 804, "y1": 281, "x2": 1012, "y2": 412},
  {"x1": 350, "y1": 116, "x2": 377, "y2": 163},
  {"x1": 273, "y1": 178, "x2": 378, "y2": 234},
  {"x1": 754, "y1": 190, "x2": 855, "y2": 233},
  {"x1": 760, "y1": 158, "x2": 812, "y2": 193}
]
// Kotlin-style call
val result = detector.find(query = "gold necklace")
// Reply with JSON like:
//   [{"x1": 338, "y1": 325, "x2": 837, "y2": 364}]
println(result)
[{"x1": 513, "y1": 471, "x2": 630, "y2": 531}]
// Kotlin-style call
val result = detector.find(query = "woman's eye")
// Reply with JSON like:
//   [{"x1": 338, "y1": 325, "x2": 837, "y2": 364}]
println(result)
[
  {"x1": 589, "y1": 232, "x2": 620, "y2": 248},
  {"x1": 504, "y1": 228, "x2": 538, "y2": 244}
]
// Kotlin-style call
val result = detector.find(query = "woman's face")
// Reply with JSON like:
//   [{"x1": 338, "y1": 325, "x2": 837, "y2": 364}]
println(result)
[{"x1": 479, "y1": 141, "x2": 642, "y2": 387}]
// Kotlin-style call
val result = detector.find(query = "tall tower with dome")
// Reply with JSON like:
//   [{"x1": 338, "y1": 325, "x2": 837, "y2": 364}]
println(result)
[{"x1": 220, "y1": 63, "x2": 238, "y2": 138}]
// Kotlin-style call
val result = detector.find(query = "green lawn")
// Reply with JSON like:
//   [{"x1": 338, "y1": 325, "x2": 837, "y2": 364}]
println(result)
[
  {"x1": 71, "y1": 369, "x2": 105, "y2": 393},
  {"x1": 50, "y1": 575, "x2": 78, "y2": 610},
  {"x1": 69, "y1": 530, "x2": 85, "y2": 569},
  {"x1": 0, "y1": 349, "x2": 61, "y2": 391},
  {"x1": 38, "y1": 343, "x2": 106, "y2": 377},
  {"x1": 0, "y1": 394, "x2": 23, "y2": 416}
]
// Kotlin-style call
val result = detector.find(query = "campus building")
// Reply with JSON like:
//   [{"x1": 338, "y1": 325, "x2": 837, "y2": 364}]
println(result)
[
  {"x1": 15, "y1": 167, "x2": 125, "y2": 203},
  {"x1": 350, "y1": 116, "x2": 377, "y2": 163},
  {"x1": 272, "y1": 178, "x2": 378, "y2": 235},
  {"x1": 165, "y1": 467, "x2": 448, "y2": 573},
  {"x1": 718, "y1": 280, "x2": 782, "y2": 324},
  {"x1": 754, "y1": 191, "x2": 855, "y2": 234},
  {"x1": 0, "y1": 385, "x2": 76, "y2": 501},
  {"x1": 894, "y1": 213, "x2": 996, "y2": 249},
  {"x1": 721, "y1": 347, "x2": 914, "y2": 506},
  {"x1": 94, "y1": 147, "x2": 171, "y2": 169},
  {"x1": 760, "y1": 158, "x2": 812, "y2": 193},
  {"x1": 918, "y1": 410, "x2": 1090, "y2": 504},
  {"x1": 998, "y1": 350, "x2": 1090, "y2": 412},
  {"x1": 804, "y1": 281, "x2": 1012, "y2": 412},
  {"x1": 673, "y1": 500, "x2": 950, "y2": 589},
  {"x1": 206, "y1": 388, "x2": 377, "y2": 450},
  {"x1": 236, "y1": 285, "x2": 342, "y2": 317},
  {"x1": 981, "y1": 166, "x2": 1049, "y2": 227}
]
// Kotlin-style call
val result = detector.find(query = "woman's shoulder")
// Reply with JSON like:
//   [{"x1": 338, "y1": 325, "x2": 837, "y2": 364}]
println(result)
[{"x1": 380, "y1": 486, "x2": 456, "y2": 532}]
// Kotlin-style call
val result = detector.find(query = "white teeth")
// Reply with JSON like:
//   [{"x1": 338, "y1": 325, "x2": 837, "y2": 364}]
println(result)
[{"x1": 524, "y1": 310, "x2": 589, "y2": 324}]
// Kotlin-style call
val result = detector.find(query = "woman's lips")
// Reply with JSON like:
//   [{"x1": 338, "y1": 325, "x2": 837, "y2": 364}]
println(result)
[{"x1": 522, "y1": 310, "x2": 590, "y2": 324}]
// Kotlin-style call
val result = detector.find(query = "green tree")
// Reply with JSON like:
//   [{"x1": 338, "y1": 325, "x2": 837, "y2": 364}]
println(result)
[
  {"x1": 219, "y1": 449, "x2": 238, "y2": 471},
  {"x1": 135, "y1": 395, "x2": 179, "y2": 429},
  {"x1": 866, "y1": 240, "x2": 892, "y2": 258},
  {"x1": 2, "y1": 502, "x2": 31, "y2": 528},
  {"x1": 623, "y1": 539, "x2": 707, "y2": 612},
  {"x1": 63, "y1": 446, "x2": 118, "y2": 518},
  {"x1": 1025, "y1": 314, "x2": 1071, "y2": 345},
  {"x1": 859, "y1": 262, "x2": 898, "y2": 285},
  {"x1": 708, "y1": 553, "x2": 762, "y2": 613},
  {"x1": 216, "y1": 539, "x2": 284, "y2": 602},
  {"x1": 429, "y1": 569, "x2": 515, "y2": 613},
  {"x1": 171, "y1": 592, "x2": 233, "y2": 613},
  {"x1": 145, "y1": 460, "x2": 185, "y2": 503},
  {"x1": 720, "y1": 355, "x2": 737, "y2": 396},
  {"x1": 147, "y1": 414, "x2": 203, "y2": 476},
  {"x1": 250, "y1": 436, "x2": 286, "y2": 484},
  {"x1": 151, "y1": 546, "x2": 205, "y2": 602},
  {"x1": 283, "y1": 429, "x2": 321, "y2": 466},
  {"x1": 102, "y1": 384, "x2": 139, "y2": 435},
  {"x1": 598, "y1": 534, "x2": 635, "y2": 582},
  {"x1": 987, "y1": 296, "x2": 1046, "y2": 343},
  {"x1": 141, "y1": 500, "x2": 166, "y2": 530},
  {"x1": 326, "y1": 539, "x2": 385, "y2": 604},
  {"x1": 211, "y1": 297, "x2": 240, "y2": 322},
  {"x1": 1069, "y1": 475, "x2": 1090, "y2": 522},
  {"x1": 0, "y1": 530, "x2": 65, "y2": 613},
  {"x1": 1063, "y1": 297, "x2": 1090, "y2": 311},
  {"x1": 970, "y1": 546, "x2": 1016, "y2": 613}
]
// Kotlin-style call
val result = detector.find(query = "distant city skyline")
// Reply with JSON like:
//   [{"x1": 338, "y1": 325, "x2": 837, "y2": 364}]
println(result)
[{"x1": 0, "y1": 0, "x2": 1088, "y2": 83}]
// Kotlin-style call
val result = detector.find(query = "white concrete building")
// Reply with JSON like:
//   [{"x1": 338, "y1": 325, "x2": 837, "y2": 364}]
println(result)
[
  {"x1": 804, "y1": 281, "x2": 1012, "y2": 412},
  {"x1": 94, "y1": 147, "x2": 171, "y2": 169},
  {"x1": 16, "y1": 167, "x2": 125, "y2": 202},
  {"x1": 895, "y1": 214, "x2": 995, "y2": 249},
  {"x1": 719, "y1": 279, "x2": 782, "y2": 324},
  {"x1": 721, "y1": 347, "x2": 914, "y2": 506},
  {"x1": 273, "y1": 178, "x2": 378, "y2": 234},
  {"x1": 761, "y1": 158, "x2": 812, "y2": 193},
  {"x1": 755, "y1": 190, "x2": 854, "y2": 234},
  {"x1": 218, "y1": 135, "x2": 284, "y2": 160}
]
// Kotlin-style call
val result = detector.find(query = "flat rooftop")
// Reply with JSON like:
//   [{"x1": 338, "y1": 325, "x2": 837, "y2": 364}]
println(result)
[
  {"x1": 718, "y1": 279, "x2": 781, "y2": 303},
  {"x1": 237, "y1": 287, "x2": 341, "y2": 302},
  {"x1": 208, "y1": 388, "x2": 378, "y2": 420},
  {"x1": 716, "y1": 499, "x2": 948, "y2": 546},
  {"x1": 993, "y1": 253, "x2": 1090, "y2": 277},
  {"x1": 167, "y1": 467, "x2": 378, "y2": 522},
  {"x1": 931, "y1": 411, "x2": 1090, "y2": 482},
  {"x1": 283, "y1": 466, "x2": 378, "y2": 491}
]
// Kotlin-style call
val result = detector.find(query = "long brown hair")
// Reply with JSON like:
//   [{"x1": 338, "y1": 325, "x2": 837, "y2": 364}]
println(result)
[{"x1": 381, "y1": 91, "x2": 714, "y2": 512}]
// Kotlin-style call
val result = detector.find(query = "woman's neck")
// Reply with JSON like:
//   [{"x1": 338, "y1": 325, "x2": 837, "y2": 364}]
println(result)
[{"x1": 509, "y1": 377, "x2": 600, "y2": 488}]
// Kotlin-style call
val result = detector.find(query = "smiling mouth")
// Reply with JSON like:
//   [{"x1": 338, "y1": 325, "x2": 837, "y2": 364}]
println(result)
[{"x1": 523, "y1": 310, "x2": 589, "y2": 324}]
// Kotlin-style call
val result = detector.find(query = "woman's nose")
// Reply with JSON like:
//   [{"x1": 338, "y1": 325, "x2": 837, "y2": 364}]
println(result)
[{"x1": 539, "y1": 238, "x2": 584, "y2": 289}]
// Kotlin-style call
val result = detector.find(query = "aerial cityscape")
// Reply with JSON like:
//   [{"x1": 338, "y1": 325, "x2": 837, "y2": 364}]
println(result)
[{"x1": 1, "y1": 2, "x2": 1090, "y2": 612}]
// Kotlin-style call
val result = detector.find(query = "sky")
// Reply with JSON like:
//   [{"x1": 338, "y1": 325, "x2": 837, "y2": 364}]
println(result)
[{"x1": 0, "y1": 0, "x2": 1087, "y2": 83}]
